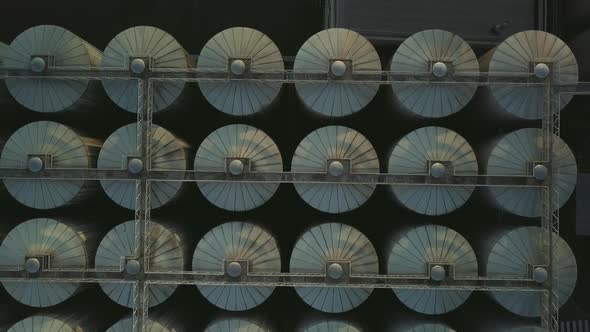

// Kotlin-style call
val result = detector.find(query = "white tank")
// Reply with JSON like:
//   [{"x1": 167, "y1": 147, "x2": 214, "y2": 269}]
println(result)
[
  {"x1": 293, "y1": 28, "x2": 382, "y2": 117},
  {"x1": 388, "y1": 126, "x2": 478, "y2": 216},
  {"x1": 95, "y1": 220, "x2": 183, "y2": 308},
  {"x1": 0, "y1": 218, "x2": 87, "y2": 307},
  {"x1": 291, "y1": 126, "x2": 379, "y2": 213},
  {"x1": 0, "y1": 121, "x2": 101, "y2": 209},
  {"x1": 192, "y1": 222, "x2": 281, "y2": 311},
  {"x1": 101, "y1": 26, "x2": 193, "y2": 113},
  {"x1": 485, "y1": 128, "x2": 577, "y2": 217},
  {"x1": 300, "y1": 321, "x2": 361, "y2": 332},
  {"x1": 106, "y1": 317, "x2": 175, "y2": 332},
  {"x1": 485, "y1": 226, "x2": 577, "y2": 317},
  {"x1": 194, "y1": 124, "x2": 283, "y2": 212},
  {"x1": 398, "y1": 323, "x2": 456, "y2": 332},
  {"x1": 7, "y1": 316, "x2": 82, "y2": 332},
  {"x1": 387, "y1": 225, "x2": 478, "y2": 315},
  {"x1": 98, "y1": 123, "x2": 189, "y2": 210},
  {"x1": 481, "y1": 30, "x2": 578, "y2": 120},
  {"x1": 205, "y1": 318, "x2": 270, "y2": 332},
  {"x1": 290, "y1": 223, "x2": 378, "y2": 313},
  {"x1": 390, "y1": 29, "x2": 479, "y2": 118},
  {"x1": 2, "y1": 25, "x2": 102, "y2": 113},
  {"x1": 198, "y1": 27, "x2": 284, "y2": 116}
]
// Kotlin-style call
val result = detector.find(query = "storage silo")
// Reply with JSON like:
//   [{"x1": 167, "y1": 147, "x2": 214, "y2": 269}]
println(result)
[
  {"x1": 192, "y1": 222, "x2": 281, "y2": 311},
  {"x1": 101, "y1": 26, "x2": 193, "y2": 113},
  {"x1": 485, "y1": 226, "x2": 577, "y2": 317},
  {"x1": 299, "y1": 321, "x2": 361, "y2": 332},
  {"x1": 480, "y1": 30, "x2": 578, "y2": 120},
  {"x1": 396, "y1": 323, "x2": 456, "y2": 332},
  {"x1": 0, "y1": 121, "x2": 101, "y2": 209},
  {"x1": 194, "y1": 124, "x2": 283, "y2": 212},
  {"x1": 205, "y1": 318, "x2": 270, "y2": 332},
  {"x1": 95, "y1": 220, "x2": 184, "y2": 308},
  {"x1": 7, "y1": 316, "x2": 86, "y2": 332},
  {"x1": 390, "y1": 29, "x2": 479, "y2": 118},
  {"x1": 484, "y1": 128, "x2": 577, "y2": 217},
  {"x1": 290, "y1": 223, "x2": 378, "y2": 313},
  {"x1": 0, "y1": 218, "x2": 88, "y2": 307},
  {"x1": 388, "y1": 126, "x2": 478, "y2": 216},
  {"x1": 293, "y1": 28, "x2": 382, "y2": 117},
  {"x1": 98, "y1": 123, "x2": 190, "y2": 210},
  {"x1": 3, "y1": 25, "x2": 102, "y2": 113},
  {"x1": 106, "y1": 316, "x2": 180, "y2": 332},
  {"x1": 387, "y1": 225, "x2": 478, "y2": 315},
  {"x1": 291, "y1": 126, "x2": 379, "y2": 214},
  {"x1": 197, "y1": 27, "x2": 284, "y2": 116}
]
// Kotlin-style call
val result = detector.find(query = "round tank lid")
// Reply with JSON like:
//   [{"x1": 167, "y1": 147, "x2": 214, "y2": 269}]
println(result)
[
  {"x1": 533, "y1": 267, "x2": 548, "y2": 283},
  {"x1": 226, "y1": 261, "x2": 242, "y2": 277},
  {"x1": 328, "y1": 161, "x2": 345, "y2": 177},
  {"x1": 430, "y1": 265, "x2": 446, "y2": 281},
  {"x1": 27, "y1": 157, "x2": 44, "y2": 172},
  {"x1": 533, "y1": 164, "x2": 548, "y2": 181},
  {"x1": 430, "y1": 162, "x2": 446, "y2": 178},
  {"x1": 127, "y1": 158, "x2": 144, "y2": 174},
  {"x1": 228, "y1": 159, "x2": 245, "y2": 175},
  {"x1": 331, "y1": 60, "x2": 347, "y2": 77},
  {"x1": 24, "y1": 258, "x2": 41, "y2": 273},
  {"x1": 230, "y1": 59, "x2": 246, "y2": 75},
  {"x1": 534, "y1": 63, "x2": 550, "y2": 79},
  {"x1": 130, "y1": 58, "x2": 146, "y2": 74},
  {"x1": 30, "y1": 57, "x2": 46, "y2": 73},
  {"x1": 125, "y1": 259, "x2": 141, "y2": 275},
  {"x1": 327, "y1": 263, "x2": 344, "y2": 280},
  {"x1": 432, "y1": 62, "x2": 448, "y2": 78}
]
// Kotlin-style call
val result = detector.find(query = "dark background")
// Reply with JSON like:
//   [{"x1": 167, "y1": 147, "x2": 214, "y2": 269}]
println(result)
[{"x1": 0, "y1": 0, "x2": 588, "y2": 331}]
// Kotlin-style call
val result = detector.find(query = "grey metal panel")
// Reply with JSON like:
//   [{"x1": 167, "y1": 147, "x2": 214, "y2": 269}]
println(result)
[
  {"x1": 0, "y1": 218, "x2": 86, "y2": 307},
  {"x1": 8, "y1": 316, "x2": 77, "y2": 332},
  {"x1": 387, "y1": 225, "x2": 477, "y2": 315},
  {"x1": 400, "y1": 324, "x2": 456, "y2": 332},
  {"x1": 95, "y1": 220, "x2": 183, "y2": 308},
  {"x1": 302, "y1": 321, "x2": 361, "y2": 332},
  {"x1": 290, "y1": 223, "x2": 378, "y2": 313},
  {"x1": 3, "y1": 25, "x2": 102, "y2": 113},
  {"x1": 205, "y1": 318, "x2": 270, "y2": 332},
  {"x1": 486, "y1": 226, "x2": 577, "y2": 317},
  {"x1": 194, "y1": 124, "x2": 282, "y2": 212},
  {"x1": 193, "y1": 222, "x2": 280, "y2": 311},
  {"x1": 293, "y1": 28, "x2": 381, "y2": 117},
  {"x1": 485, "y1": 31, "x2": 578, "y2": 120},
  {"x1": 106, "y1": 318, "x2": 172, "y2": 332},
  {"x1": 101, "y1": 26, "x2": 192, "y2": 113},
  {"x1": 98, "y1": 123, "x2": 188, "y2": 210},
  {"x1": 391, "y1": 30, "x2": 478, "y2": 118},
  {"x1": 388, "y1": 126, "x2": 478, "y2": 216},
  {"x1": 198, "y1": 27, "x2": 284, "y2": 116},
  {"x1": 292, "y1": 126, "x2": 379, "y2": 213},
  {"x1": 0, "y1": 121, "x2": 95, "y2": 209},
  {"x1": 485, "y1": 128, "x2": 577, "y2": 217}
]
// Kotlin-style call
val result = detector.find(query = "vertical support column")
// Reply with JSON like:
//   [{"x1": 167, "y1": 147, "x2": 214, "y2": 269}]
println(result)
[{"x1": 133, "y1": 78, "x2": 153, "y2": 332}]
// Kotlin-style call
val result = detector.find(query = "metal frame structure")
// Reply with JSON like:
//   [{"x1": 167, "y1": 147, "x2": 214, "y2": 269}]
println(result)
[{"x1": 1, "y1": 64, "x2": 589, "y2": 332}]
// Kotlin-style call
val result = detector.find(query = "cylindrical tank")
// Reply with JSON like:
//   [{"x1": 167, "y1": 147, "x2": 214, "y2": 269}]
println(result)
[
  {"x1": 290, "y1": 223, "x2": 378, "y2": 313},
  {"x1": 205, "y1": 318, "x2": 271, "y2": 332},
  {"x1": 0, "y1": 218, "x2": 88, "y2": 307},
  {"x1": 98, "y1": 123, "x2": 190, "y2": 210},
  {"x1": 101, "y1": 26, "x2": 193, "y2": 113},
  {"x1": 396, "y1": 323, "x2": 456, "y2": 332},
  {"x1": 194, "y1": 124, "x2": 283, "y2": 212},
  {"x1": 485, "y1": 226, "x2": 577, "y2": 317},
  {"x1": 7, "y1": 316, "x2": 87, "y2": 332},
  {"x1": 480, "y1": 30, "x2": 578, "y2": 120},
  {"x1": 192, "y1": 222, "x2": 281, "y2": 311},
  {"x1": 293, "y1": 28, "x2": 382, "y2": 117},
  {"x1": 291, "y1": 126, "x2": 379, "y2": 213},
  {"x1": 390, "y1": 29, "x2": 479, "y2": 118},
  {"x1": 387, "y1": 225, "x2": 478, "y2": 315},
  {"x1": 388, "y1": 126, "x2": 478, "y2": 216},
  {"x1": 0, "y1": 121, "x2": 101, "y2": 209},
  {"x1": 106, "y1": 316, "x2": 180, "y2": 332},
  {"x1": 3, "y1": 25, "x2": 102, "y2": 113},
  {"x1": 197, "y1": 27, "x2": 284, "y2": 116},
  {"x1": 95, "y1": 220, "x2": 183, "y2": 308},
  {"x1": 299, "y1": 321, "x2": 362, "y2": 332},
  {"x1": 484, "y1": 128, "x2": 577, "y2": 217}
]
